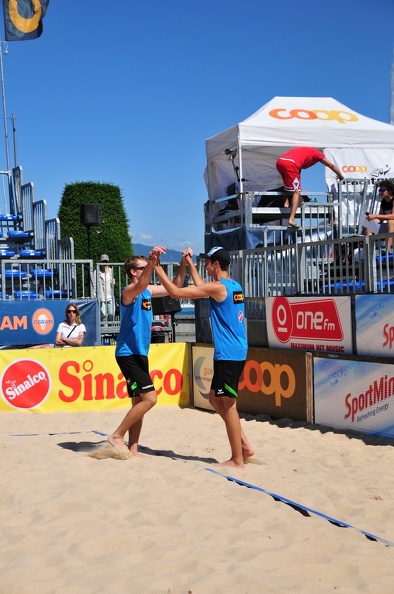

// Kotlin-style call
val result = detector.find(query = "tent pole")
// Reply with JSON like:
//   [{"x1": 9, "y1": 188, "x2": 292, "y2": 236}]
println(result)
[{"x1": 238, "y1": 143, "x2": 243, "y2": 193}]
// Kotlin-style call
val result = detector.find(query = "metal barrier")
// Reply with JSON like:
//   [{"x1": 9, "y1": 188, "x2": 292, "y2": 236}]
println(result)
[
  {"x1": 21, "y1": 181, "x2": 34, "y2": 233},
  {"x1": 205, "y1": 190, "x2": 339, "y2": 237},
  {"x1": 0, "y1": 258, "x2": 94, "y2": 301},
  {"x1": 197, "y1": 230, "x2": 394, "y2": 298}
]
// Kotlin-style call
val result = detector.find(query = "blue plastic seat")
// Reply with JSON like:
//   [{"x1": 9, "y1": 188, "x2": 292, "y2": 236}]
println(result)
[
  {"x1": 30, "y1": 268, "x2": 53, "y2": 279},
  {"x1": 0, "y1": 249, "x2": 16, "y2": 258},
  {"x1": 0, "y1": 214, "x2": 20, "y2": 221},
  {"x1": 19, "y1": 249, "x2": 46, "y2": 258},
  {"x1": 8, "y1": 230, "x2": 30, "y2": 239},
  {"x1": 14, "y1": 290, "x2": 39, "y2": 300},
  {"x1": 3, "y1": 269, "x2": 28, "y2": 278},
  {"x1": 45, "y1": 289, "x2": 69, "y2": 299}
]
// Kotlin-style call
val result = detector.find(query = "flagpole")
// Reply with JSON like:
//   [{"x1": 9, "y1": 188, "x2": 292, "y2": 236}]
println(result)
[{"x1": 0, "y1": 37, "x2": 10, "y2": 173}]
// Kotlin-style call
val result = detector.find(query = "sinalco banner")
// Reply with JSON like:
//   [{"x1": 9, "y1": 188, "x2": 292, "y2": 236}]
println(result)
[{"x1": 0, "y1": 343, "x2": 189, "y2": 412}]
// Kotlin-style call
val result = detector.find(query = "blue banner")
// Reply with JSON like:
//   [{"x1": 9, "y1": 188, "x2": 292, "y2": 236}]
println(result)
[
  {"x1": 2, "y1": 0, "x2": 50, "y2": 42},
  {"x1": 0, "y1": 299, "x2": 99, "y2": 347}
]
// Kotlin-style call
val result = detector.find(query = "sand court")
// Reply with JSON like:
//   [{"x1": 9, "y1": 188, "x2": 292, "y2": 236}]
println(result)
[{"x1": 1, "y1": 406, "x2": 394, "y2": 593}]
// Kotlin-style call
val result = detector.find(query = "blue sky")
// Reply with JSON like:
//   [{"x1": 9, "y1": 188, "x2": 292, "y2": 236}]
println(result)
[{"x1": 0, "y1": 0, "x2": 393, "y2": 255}]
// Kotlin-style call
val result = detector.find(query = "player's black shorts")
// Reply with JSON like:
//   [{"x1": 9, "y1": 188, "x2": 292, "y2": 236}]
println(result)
[
  {"x1": 211, "y1": 359, "x2": 245, "y2": 398},
  {"x1": 116, "y1": 355, "x2": 155, "y2": 398}
]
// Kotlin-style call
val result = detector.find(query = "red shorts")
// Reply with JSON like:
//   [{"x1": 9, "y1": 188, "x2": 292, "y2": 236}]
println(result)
[{"x1": 276, "y1": 158, "x2": 301, "y2": 192}]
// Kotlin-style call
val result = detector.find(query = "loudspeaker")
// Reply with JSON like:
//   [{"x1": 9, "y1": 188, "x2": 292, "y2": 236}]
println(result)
[
  {"x1": 151, "y1": 296, "x2": 182, "y2": 315},
  {"x1": 80, "y1": 203, "x2": 102, "y2": 226}
]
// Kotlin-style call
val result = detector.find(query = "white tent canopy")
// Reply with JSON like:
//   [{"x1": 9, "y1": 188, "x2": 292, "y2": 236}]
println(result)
[{"x1": 205, "y1": 96, "x2": 394, "y2": 200}]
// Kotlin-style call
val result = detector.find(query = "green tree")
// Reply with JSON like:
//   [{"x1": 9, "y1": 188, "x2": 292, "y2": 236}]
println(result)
[{"x1": 58, "y1": 181, "x2": 133, "y2": 263}]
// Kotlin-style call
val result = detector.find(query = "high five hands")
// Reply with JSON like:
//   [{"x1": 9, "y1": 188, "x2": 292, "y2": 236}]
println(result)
[
  {"x1": 148, "y1": 246, "x2": 166, "y2": 267},
  {"x1": 149, "y1": 245, "x2": 194, "y2": 267}
]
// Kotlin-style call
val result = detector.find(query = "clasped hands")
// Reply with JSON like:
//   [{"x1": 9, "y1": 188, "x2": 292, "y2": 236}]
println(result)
[{"x1": 149, "y1": 245, "x2": 193, "y2": 267}]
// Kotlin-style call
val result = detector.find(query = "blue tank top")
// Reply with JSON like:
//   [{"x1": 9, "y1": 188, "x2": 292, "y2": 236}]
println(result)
[
  {"x1": 115, "y1": 288, "x2": 153, "y2": 356},
  {"x1": 209, "y1": 278, "x2": 247, "y2": 361}
]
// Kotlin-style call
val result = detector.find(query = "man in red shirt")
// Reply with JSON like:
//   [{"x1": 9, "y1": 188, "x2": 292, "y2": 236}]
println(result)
[{"x1": 276, "y1": 147, "x2": 344, "y2": 228}]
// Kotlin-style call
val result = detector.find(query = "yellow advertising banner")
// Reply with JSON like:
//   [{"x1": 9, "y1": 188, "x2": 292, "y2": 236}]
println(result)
[{"x1": 0, "y1": 343, "x2": 190, "y2": 413}]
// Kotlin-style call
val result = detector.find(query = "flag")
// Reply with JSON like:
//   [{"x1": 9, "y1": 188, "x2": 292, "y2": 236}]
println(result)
[{"x1": 2, "y1": 0, "x2": 50, "y2": 41}]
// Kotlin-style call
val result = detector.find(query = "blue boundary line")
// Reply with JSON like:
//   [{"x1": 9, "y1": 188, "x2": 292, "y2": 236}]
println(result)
[
  {"x1": 9, "y1": 430, "x2": 107, "y2": 437},
  {"x1": 206, "y1": 467, "x2": 394, "y2": 548}
]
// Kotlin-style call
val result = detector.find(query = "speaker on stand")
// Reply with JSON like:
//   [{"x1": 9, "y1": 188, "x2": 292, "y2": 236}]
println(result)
[{"x1": 80, "y1": 203, "x2": 102, "y2": 258}]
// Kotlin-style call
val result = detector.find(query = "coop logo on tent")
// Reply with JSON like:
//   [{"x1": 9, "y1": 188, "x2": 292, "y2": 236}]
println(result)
[
  {"x1": 269, "y1": 108, "x2": 359, "y2": 124},
  {"x1": 1, "y1": 359, "x2": 52, "y2": 410},
  {"x1": 342, "y1": 165, "x2": 368, "y2": 174},
  {"x1": 32, "y1": 308, "x2": 54, "y2": 335}
]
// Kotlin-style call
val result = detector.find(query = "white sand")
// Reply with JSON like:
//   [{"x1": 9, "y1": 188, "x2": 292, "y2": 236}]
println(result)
[{"x1": 1, "y1": 406, "x2": 394, "y2": 593}]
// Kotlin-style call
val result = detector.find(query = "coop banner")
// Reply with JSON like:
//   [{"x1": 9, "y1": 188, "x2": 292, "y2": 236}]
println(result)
[
  {"x1": 314, "y1": 356, "x2": 394, "y2": 439},
  {"x1": 192, "y1": 344, "x2": 312, "y2": 422},
  {"x1": 266, "y1": 296, "x2": 352, "y2": 354},
  {"x1": 0, "y1": 299, "x2": 99, "y2": 346},
  {"x1": 0, "y1": 343, "x2": 189, "y2": 412},
  {"x1": 355, "y1": 294, "x2": 394, "y2": 359}
]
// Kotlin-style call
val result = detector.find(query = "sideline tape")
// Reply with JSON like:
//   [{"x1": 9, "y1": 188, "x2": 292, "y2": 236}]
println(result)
[
  {"x1": 9, "y1": 430, "x2": 107, "y2": 437},
  {"x1": 10, "y1": 429, "x2": 394, "y2": 547},
  {"x1": 206, "y1": 467, "x2": 394, "y2": 548}
]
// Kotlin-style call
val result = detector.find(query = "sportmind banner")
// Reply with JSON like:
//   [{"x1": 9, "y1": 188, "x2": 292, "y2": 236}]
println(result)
[{"x1": 0, "y1": 343, "x2": 190, "y2": 412}]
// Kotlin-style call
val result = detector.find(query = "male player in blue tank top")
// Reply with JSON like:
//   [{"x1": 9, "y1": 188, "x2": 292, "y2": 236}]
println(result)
[
  {"x1": 108, "y1": 248, "x2": 190, "y2": 456},
  {"x1": 150, "y1": 245, "x2": 254, "y2": 469}
]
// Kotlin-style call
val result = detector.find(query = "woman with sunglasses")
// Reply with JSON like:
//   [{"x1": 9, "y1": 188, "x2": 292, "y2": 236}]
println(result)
[
  {"x1": 365, "y1": 180, "x2": 394, "y2": 251},
  {"x1": 55, "y1": 304, "x2": 86, "y2": 347}
]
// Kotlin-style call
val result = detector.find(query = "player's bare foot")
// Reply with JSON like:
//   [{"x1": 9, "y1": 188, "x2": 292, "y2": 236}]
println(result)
[
  {"x1": 242, "y1": 446, "x2": 255, "y2": 460},
  {"x1": 129, "y1": 449, "x2": 149, "y2": 458},
  {"x1": 213, "y1": 459, "x2": 244, "y2": 469},
  {"x1": 108, "y1": 434, "x2": 125, "y2": 449}
]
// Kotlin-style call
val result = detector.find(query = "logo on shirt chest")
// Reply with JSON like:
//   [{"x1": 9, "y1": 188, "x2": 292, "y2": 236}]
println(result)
[
  {"x1": 233, "y1": 291, "x2": 244, "y2": 304},
  {"x1": 142, "y1": 299, "x2": 151, "y2": 311}
]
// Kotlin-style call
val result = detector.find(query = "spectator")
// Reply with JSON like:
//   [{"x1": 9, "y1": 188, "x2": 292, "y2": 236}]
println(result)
[
  {"x1": 93, "y1": 254, "x2": 116, "y2": 321},
  {"x1": 365, "y1": 180, "x2": 394, "y2": 251},
  {"x1": 55, "y1": 304, "x2": 86, "y2": 347}
]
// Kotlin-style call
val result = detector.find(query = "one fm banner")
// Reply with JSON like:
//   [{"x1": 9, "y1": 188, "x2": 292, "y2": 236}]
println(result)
[
  {"x1": 314, "y1": 356, "x2": 394, "y2": 439},
  {"x1": 0, "y1": 343, "x2": 190, "y2": 413},
  {"x1": 355, "y1": 294, "x2": 394, "y2": 358},
  {"x1": 266, "y1": 296, "x2": 352, "y2": 354}
]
